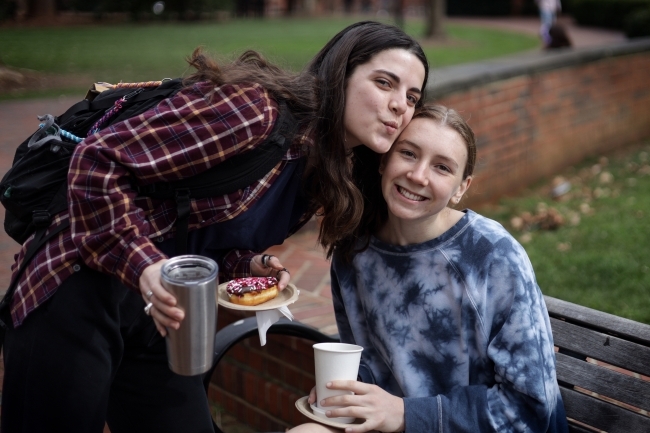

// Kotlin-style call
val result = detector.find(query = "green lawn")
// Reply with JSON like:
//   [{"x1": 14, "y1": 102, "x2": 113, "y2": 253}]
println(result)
[
  {"x1": 0, "y1": 17, "x2": 539, "y2": 98},
  {"x1": 479, "y1": 142, "x2": 650, "y2": 324}
]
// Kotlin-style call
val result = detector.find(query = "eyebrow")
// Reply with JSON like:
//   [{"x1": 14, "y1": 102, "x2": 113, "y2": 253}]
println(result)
[{"x1": 375, "y1": 69, "x2": 422, "y2": 95}]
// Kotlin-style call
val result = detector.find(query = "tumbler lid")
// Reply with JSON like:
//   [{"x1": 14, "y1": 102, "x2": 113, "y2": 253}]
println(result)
[{"x1": 161, "y1": 255, "x2": 218, "y2": 286}]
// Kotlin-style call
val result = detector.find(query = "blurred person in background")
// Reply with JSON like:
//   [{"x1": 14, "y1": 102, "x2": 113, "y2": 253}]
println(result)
[{"x1": 536, "y1": 0, "x2": 562, "y2": 46}]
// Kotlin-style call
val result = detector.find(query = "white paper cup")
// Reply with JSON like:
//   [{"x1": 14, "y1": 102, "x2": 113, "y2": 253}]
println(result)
[{"x1": 313, "y1": 342, "x2": 363, "y2": 424}]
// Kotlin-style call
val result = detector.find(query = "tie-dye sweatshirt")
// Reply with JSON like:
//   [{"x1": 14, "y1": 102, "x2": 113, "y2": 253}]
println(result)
[{"x1": 331, "y1": 210, "x2": 568, "y2": 433}]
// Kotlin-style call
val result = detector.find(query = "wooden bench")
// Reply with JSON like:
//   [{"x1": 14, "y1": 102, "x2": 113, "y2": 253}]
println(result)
[
  {"x1": 545, "y1": 296, "x2": 650, "y2": 432},
  {"x1": 205, "y1": 296, "x2": 650, "y2": 433}
]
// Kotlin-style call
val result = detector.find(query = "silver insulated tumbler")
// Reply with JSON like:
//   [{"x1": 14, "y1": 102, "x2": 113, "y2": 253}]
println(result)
[{"x1": 161, "y1": 255, "x2": 218, "y2": 376}]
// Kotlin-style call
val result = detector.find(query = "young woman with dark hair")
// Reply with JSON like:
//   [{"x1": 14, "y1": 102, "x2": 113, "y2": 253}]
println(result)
[{"x1": 1, "y1": 21, "x2": 428, "y2": 433}]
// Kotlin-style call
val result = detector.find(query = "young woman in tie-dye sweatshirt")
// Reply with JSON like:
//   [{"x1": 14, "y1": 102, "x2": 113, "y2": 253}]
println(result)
[{"x1": 290, "y1": 106, "x2": 568, "y2": 433}]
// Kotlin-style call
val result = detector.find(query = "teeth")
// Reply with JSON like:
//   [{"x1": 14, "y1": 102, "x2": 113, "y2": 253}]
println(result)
[{"x1": 398, "y1": 186, "x2": 425, "y2": 201}]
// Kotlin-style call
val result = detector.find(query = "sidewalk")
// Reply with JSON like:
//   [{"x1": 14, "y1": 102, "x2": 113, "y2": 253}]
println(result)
[
  {"x1": 0, "y1": 16, "x2": 628, "y2": 338},
  {"x1": 448, "y1": 16, "x2": 627, "y2": 48}
]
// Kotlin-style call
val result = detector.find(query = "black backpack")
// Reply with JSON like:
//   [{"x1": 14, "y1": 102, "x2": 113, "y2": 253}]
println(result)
[{"x1": 0, "y1": 78, "x2": 297, "y2": 325}]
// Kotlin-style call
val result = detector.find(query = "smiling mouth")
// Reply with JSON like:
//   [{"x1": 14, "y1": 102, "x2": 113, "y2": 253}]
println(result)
[{"x1": 397, "y1": 186, "x2": 426, "y2": 201}]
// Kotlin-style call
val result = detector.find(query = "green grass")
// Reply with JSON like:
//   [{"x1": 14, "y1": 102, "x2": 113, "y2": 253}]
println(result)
[
  {"x1": 479, "y1": 142, "x2": 650, "y2": 324},
  {"x1": 0, "y1": 17, "x2": 539, "y2": 99}
]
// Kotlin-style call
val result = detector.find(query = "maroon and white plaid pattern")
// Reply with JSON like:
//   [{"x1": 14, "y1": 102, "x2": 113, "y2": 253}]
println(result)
[{"x1": 9, "y1": 81, "x2": 311, "y2": 327}]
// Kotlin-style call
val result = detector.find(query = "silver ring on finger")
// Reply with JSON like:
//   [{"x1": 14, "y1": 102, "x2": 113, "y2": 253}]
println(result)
[
  {"x1": 277, "y1": 267, "x2": 289, "y2": 277},
  {"x1": 145, "y1": 290, "x2": 154, "y2": 299},
  {"x1": 144, "y1": 302, "x2": 153, "y2": 316},
  {"x1": 261, "y1": 254, "x2": 274, "y2": 268}
]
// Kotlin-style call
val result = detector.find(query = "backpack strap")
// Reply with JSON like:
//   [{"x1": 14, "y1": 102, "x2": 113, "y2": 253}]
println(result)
[
  {"x1": 56, "y1": 79, "x2": 184, "y2": 126},
  {"x1": 136, "y1": 100, "x2": 298, "y2": 255}
]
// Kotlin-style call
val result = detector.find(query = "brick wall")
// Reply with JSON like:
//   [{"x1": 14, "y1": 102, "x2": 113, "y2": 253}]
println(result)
[
  {"x1": 207, "y1": 39, "x2": 650, "y2": 431},
  {"x1": 429, "y1": 41, "x2": 650, "y2": 208},
  {"x1": 210, "y1": 308, "x2": 319, "y2": 431}
]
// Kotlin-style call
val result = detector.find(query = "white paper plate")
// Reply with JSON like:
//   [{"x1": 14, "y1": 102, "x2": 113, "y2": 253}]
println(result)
[
  {"x1": 295, "y1": 396, "x2": 363, "y2": 429},
  {"x1": 217, "y1": 282, "x2": 299, "y2": 311}
]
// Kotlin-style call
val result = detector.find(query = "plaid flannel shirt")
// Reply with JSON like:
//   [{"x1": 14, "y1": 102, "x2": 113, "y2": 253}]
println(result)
[{"x1": 9, "y1": 81, "x2": 312, "y2": 327}]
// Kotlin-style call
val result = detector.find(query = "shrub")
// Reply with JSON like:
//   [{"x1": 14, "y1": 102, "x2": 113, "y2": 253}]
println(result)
[
  {"x1": 624, "y1": 6, "x2": 650, "y2": 37},
  {"x1": 446, "y1": 0, "x2": 512, "y2": 16},
  {"x1": 571, "y1": 0, "x2": 650, "y2": 29}
]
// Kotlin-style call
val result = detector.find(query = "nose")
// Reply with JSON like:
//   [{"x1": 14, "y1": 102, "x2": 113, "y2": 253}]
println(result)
[
  {"x1": 389, "y1": 93, "x2": 408, "y2": 115},
  {"x1": 407, "y1": 163, "x2": 429, "y2": 186}
]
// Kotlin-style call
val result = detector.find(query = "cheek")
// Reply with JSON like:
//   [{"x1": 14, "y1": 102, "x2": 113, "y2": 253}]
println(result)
[
  {"x1": 380, "y1": 175, "x2": 392, "y2": 197},
  {"x1": 402, "y1": 110, "x2": 416, "y2": 130},
  {"x1": 342, "y1": 103, "x2": 358, "y2": 133}
]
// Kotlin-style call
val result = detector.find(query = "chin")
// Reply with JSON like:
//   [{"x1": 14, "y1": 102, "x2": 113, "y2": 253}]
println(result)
[{"x1": 366, "y1": 140, "x2": 393, "y2": 154}]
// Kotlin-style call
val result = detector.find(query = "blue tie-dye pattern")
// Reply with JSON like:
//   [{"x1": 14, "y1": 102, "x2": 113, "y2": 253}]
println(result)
[{"x1": 331, "y1": 210, "x2": 568, "y2": 433}]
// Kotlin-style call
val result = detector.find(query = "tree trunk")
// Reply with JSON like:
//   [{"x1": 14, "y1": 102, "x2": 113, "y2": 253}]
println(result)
[
  {"x1": 27, "y1": 0, "x2": 56, "y2": 18},
  {"x1": 424, "y1": 0, "x2": 446, "y2": 39},
  {"x1": 393, "y1": 0, "x2": 404, "y2": 29}
]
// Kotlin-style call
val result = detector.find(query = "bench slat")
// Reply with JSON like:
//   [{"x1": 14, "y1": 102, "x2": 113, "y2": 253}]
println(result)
[
  {"x1": 567, "y1": 424, "x2": 597, "y2": 433},
  {"x1": 555, "y1": 352, "x2": 650, "y2": 411},
  {"x1": 551, "y1": 318, "x2": 650, "y2": 377},
  {"x1": 560, "y1": 387, "x2": 650, "y2": 433},
  {"x1": 545, "y1": 296, "x2": 650, "y2": 346}
]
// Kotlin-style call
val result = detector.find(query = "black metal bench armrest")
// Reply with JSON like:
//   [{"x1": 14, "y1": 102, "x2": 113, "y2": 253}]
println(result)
[{"x1": 203, "y1": 316, "x2": 339, "y2": 393}]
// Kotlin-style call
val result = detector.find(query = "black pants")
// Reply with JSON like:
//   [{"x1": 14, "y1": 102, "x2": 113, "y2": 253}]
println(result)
[{"x1": 1, "y1": 266, "x2": 214, "y2": 433}]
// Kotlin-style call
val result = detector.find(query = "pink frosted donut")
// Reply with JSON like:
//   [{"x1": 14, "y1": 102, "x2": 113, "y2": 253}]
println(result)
[{"x1": 226, "y1": 277, "x2": 279, "y2": 306}]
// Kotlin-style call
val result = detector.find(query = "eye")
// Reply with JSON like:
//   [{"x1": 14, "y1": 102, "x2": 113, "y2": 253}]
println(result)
[
  {"x1": 399, "y1": 149, "x2": 416, "y2": 159},
  {"x1": 435, "y1": 164, "x2": 452, "y2": 173},
  {"x1": 376, "y1": 78, "x2": 391, "y2": 88},
  {"x1": 406, "y1": 94, "x2": 419, "y2": 106}
]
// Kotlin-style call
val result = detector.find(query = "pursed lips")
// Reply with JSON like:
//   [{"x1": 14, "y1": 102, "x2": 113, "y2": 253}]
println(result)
[{"x1": 383, "y1": 120, "x2": 399, "y2": 131}]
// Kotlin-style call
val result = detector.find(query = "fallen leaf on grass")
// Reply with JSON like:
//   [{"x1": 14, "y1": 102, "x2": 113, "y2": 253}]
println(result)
[
  {"x1": 510, "y1": 206, "x2": 564, "y2": 231},
  {"x1": 599, "y1": 171, "x2": 614, "y2": 184},
  {"x1": 580, "y1": 203, "x2": 594, "y2": 215},
  {"x1": 591, "y1": 164, "x2": 602, "y2": 175},
  {"x1": 568, "y1": 212, "x2": 581, "y2": 226},
  {"x1": 593, "y1": 187, "x2": 610, "y2": 199}
]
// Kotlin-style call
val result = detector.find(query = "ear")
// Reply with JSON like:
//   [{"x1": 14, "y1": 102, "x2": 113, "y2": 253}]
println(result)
[{"x1": 452, "y1": 176, "x2": 472, "y2": 204}]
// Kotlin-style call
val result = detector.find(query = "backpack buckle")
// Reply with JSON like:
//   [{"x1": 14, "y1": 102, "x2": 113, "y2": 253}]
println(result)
[{"x1": 32, "y1": 210, "x2": 51, "y2": 228}]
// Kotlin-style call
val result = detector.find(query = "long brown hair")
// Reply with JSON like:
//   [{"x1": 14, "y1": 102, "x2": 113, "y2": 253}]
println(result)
[
  {"x1": 184, "y1": 21, "x2": 429, "y2": 258},
  {"x1": 304, "y1": 21, "x2": 429, "y2": 258},
  {"x1": 185, "y1": 48, "x2": 317, "y2": 124},
  {"x1": 336, "y1": 105, "x2": 476, "y2": 262}
]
